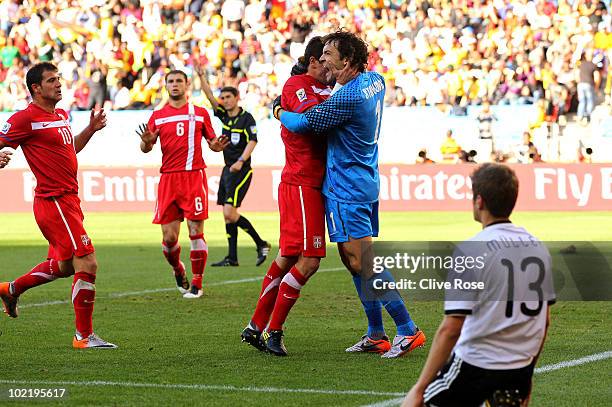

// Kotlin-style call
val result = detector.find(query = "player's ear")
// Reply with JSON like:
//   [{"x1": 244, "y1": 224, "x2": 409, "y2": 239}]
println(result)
[{"x1": 475, "y1": 195, "x2": 485, "y2": 210}]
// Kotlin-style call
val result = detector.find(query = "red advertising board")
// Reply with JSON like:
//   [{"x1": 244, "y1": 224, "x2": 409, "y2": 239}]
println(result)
[{"x1": 1, "y1": 164, "x2": 610, "y2": 212}]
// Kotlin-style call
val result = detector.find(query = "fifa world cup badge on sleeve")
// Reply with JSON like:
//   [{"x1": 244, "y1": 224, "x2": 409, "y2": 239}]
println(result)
[
  {"x1": 296, "y1": 88, "x2": 307, "y2": 102},
  {"x1": 0, "y1": 122, "x2": 10, "y2": 134}
]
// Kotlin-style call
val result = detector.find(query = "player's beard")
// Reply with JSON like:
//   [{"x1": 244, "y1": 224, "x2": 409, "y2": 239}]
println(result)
[
  {"x1": 42, "y1": 92, "x2": 62, "y2": 105},
  {"x1": 169, "y1": 92, "x2": 185, "y2": 101}
]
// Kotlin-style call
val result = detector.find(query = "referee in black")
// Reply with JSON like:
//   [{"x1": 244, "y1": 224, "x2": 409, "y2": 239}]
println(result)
[{"x1": 199, "y1": 71, "x2": 270, "y2": 267}]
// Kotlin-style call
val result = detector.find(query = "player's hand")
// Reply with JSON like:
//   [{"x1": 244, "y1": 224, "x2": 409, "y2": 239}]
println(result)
[
  {"x1": 136, "y1": 123, "x2": 159, "y2": 145},
  {"x1": 208, "y1": 135, "x2": 229, "y2": 152},
  {"x1": 401, "y1": 386, "x2": 425, "y2": 407},
  {"x1": 0, "y1": 150, "x2": 12, "y2": 169},
  {"x1": 272, "y1": 95, "x2": 283, "y2": 120},
  {"x1": 230, "y1": 160, "x2": 243, "y2": 173},
  {"x1": 334, "y1": 62, "x2": 359, "y2": 85},
  {"x1": 88, "y1": 107, "x2": 107, "y2": 132}
]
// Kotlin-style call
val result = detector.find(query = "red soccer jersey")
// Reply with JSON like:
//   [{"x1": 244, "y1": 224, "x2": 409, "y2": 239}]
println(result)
[
  {"x1": 0, "y1": 103, "x2": 78, "y2": 197},
  {"x1": 147, "y1": 102, "x2": 216, "y2": 173},
  {"x1": 280, "y1": 74, "x2": 331, "y2": 188}
]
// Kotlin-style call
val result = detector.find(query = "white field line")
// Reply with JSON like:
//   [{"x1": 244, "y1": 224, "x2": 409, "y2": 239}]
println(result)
[
  {"x1": 533, "y1": 350, "x2": 612, "y2": 374},
  {"x1": 19, "y1": 267, "x2": 346, "y2": 309},
  {"x1": 0, "y1": 379, "x2": 405, "y2": 397},
  {"x1": 2, "y1": 350, "x2": 608, "y2": 403},
  {"x1": 361, "y1": 397, "x2": 404, "y2": 407},
  {"x1": 360, "y1": 350, "x2": 612, "y2": 407}
]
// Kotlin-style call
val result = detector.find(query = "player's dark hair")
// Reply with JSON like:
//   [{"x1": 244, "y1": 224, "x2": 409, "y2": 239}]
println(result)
[
  {"x1": 26, "y1": 62, "x2": 58, "y2": 95},
  {"x1": 299, "y1": 36, "x2": 325, "y2": 68},
  {"x1": 322, "y1": 30, "x2": 369, "y2": 73},
  {"x1": 471, "y1": 163, "x2": 519, "y2": 218},
  {"x1": 220, "y1": 86, "x2": 239, "y2": 97},
  {"x1": 165, "y1": 70, "x2": 188, "y2": 82}
]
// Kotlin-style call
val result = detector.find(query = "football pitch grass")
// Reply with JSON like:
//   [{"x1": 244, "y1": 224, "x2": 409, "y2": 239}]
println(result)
[{"x1": 0, "y1": 211, "x2": 610, "y2": 406}]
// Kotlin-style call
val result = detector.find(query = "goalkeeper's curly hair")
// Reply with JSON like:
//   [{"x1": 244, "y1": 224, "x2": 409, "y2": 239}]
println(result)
[{"x1": 322, "y1": 30, "x2": 369, "y2": 73}]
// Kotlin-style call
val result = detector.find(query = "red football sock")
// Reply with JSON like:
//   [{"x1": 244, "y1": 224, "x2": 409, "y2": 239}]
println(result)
[
  {"x1": 189, "y1": 234, "x2": 208, "y2": 290},
  {"x1": 251, "y1": 261, "x2": 287, "y2": 331},
  {"x1": 162, "y1": 241, "x2": 182, "y2": 275},
  {"x1": 72, "y1": 272, "x2": 96, "y2": 338},
  {"x1": 12, "y1": 259, "x2": 61, "y2": 296},
  {"x1": 268, "y1": 266, "x2": 309, "y2": 331}
]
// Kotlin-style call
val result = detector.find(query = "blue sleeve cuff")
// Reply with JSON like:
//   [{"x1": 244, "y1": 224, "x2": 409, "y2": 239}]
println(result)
[{"x1": 280, "y1": 111, "x2": 311, "y2": 133}]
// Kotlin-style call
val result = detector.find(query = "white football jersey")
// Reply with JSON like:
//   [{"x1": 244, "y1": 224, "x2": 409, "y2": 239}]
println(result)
[{"x1": 445, "y1": 222, "x2": 555, "y2": 370}]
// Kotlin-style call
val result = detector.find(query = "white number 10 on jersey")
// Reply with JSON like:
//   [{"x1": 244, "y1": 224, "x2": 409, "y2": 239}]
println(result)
[{"x1": 58, "y1": 128, "x2": 73, "y2": 145}]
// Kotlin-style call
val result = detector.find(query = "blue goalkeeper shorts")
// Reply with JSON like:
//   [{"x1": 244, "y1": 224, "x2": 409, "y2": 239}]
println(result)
[{"x1": 324, "y1": 197, "x2": 379, "y2": 243}]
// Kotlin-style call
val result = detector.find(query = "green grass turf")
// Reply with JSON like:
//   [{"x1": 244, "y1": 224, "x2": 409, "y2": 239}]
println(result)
[{"x1": 0, "y1": 212, "x2": 610, "y2": 406}]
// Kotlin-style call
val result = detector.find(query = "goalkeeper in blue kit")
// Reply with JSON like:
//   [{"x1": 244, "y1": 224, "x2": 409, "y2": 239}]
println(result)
[{"x1": 275, "y1": 31, "x2": 425, "y2": 358}]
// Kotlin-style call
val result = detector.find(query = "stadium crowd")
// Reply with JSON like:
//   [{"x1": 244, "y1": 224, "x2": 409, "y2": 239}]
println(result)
[{"x1": 0, "y1": 0, "x2": 610, "y2": 125}]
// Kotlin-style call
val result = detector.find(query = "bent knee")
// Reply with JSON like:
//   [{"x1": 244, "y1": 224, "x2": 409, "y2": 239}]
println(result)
[
  {"x1": 347, "y1": 257, "x2": 362, "y2": 275},
  {"x1": 57, "y1": 260, "x2": 75, "y2": 278},
  {"x1": 82, "y1": 260, "x2": 98, "y2": 275},
  {"x1": 163, "y1": 236, "x2": 179, "y2": 247},
  {"x1": 298, "y1": 257, "x2": 321, "y2": 278},
  {"x1": 77, "y1": 255, "x2": 98, "y2": 275}
]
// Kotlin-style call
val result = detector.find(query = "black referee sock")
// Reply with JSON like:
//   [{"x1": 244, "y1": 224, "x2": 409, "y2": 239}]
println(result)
[
  {"x1": 236, "y1": 216, "x2": 265, "y2": 247},
  {"x1": 226, "y1": 223, "x2": 238, "y2": 261}
]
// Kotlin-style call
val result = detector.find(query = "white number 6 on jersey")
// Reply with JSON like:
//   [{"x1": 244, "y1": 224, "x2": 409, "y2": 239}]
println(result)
[
  {"x1": 176, "y1": 122, "x2": 185, "y2": 136},
  {"x1": 195, "y1": 197, "x2": 203, "y2": 212}
]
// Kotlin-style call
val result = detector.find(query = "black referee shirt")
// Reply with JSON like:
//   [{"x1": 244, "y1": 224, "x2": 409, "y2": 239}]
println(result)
[{"x1": 214, "y1": 106, "x2": 258, "y2": 166}]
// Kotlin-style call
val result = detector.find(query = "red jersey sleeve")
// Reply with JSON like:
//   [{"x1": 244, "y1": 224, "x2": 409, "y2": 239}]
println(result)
[
  {"x1": 282, "y1": 75, "x2": 319, "y2": 114},
  {"x1": 0, "y1": 112, "x2": 31, "y2": 149},
  {"x1": 198, "y1": 107, "x2": 216, "y2": 141}
]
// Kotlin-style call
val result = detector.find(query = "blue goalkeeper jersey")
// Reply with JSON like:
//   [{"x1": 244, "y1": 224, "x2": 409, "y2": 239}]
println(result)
[{"x1": 280, "y1": 71, "x2": 385, "y2": 203}]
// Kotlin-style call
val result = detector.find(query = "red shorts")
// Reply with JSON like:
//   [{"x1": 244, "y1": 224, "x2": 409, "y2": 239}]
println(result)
[
  {"x1": 278, "y1": 182, "x2": 326, "y2": 258},
  {"x1": 154, "y1": 170, "x2": 209, "y2": 224},
  {"x1": 33, "y1": 194, "x2": 94, "y2": 261}
]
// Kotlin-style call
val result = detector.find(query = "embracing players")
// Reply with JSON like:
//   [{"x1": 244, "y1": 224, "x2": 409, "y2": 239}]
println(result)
[
  {"x1": 241, "y1": 37, "x2": 332, "y2": 355},
  {"x1": 0, "y1": 62, "x2": 116, "y2": 348},
  {"x1": 276, "y1": 31, "x2": 425, "y2": 358},
  {"x1": 138, "y1": 70, "x2": 228, "y2": 299}
]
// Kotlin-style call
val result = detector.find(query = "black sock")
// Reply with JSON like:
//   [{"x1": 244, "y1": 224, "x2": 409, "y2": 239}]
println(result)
[
  {"x1": 236, "y1": 216, "x2": 264, "y2": 247},
  {"x1": 226, "y1": 223, "x2": 238, "y2": 261}
]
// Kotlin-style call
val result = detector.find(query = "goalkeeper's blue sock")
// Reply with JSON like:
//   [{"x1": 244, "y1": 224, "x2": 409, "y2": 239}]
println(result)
[
  {"x1": 369, "y1": 269, "x2": 417, "y2": 336},
  {"x1": 352, "y1": 275, "x2": 385, "y2": 339},
  {"x1": 383, "y1": 300, "x2": 416, "y2": 336}
]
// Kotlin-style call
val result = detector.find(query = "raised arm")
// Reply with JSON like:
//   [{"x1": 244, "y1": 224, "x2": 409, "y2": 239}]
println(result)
[
  {"x1": 197, "y1": 69, "x2": 220, "y2": 111},
  {"x1": 136, "y1": 123, "x2": 159, "y2": 153}
]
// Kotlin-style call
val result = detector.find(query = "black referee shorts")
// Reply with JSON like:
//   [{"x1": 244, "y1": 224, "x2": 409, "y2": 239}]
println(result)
[
  {"x1": 424, "y1": 353, "x2": 534, "y2": 407},
  {"x1": 216, "y1": 165, "x2": 253, "y2": 207}
]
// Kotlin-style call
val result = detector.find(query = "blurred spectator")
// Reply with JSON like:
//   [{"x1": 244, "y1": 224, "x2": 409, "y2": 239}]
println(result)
[
  {"x1": 458, "y1": 150, "x2": 478, "y2": 163},
  {"x1": 517, "y1": 130, "x2": 544, "y2": 163},
  {"x1": 0, "y1": 0, "x2": 608, "y2": 137},
  {"x1": 110, "y1": 77, "x2": 131, "y2": 110},
  {"x1": 575, "y1": 49, "x2": 601, "y2": 125},
  {"x1": 417, "y1": 149, "x2": 435, "y2": 164},
  {"x1": 440, "y1": 130, "x2": 461, "y2": 163},
  {"x1": 476, "y1": 100, "x2": 497, "y2": 158}
]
